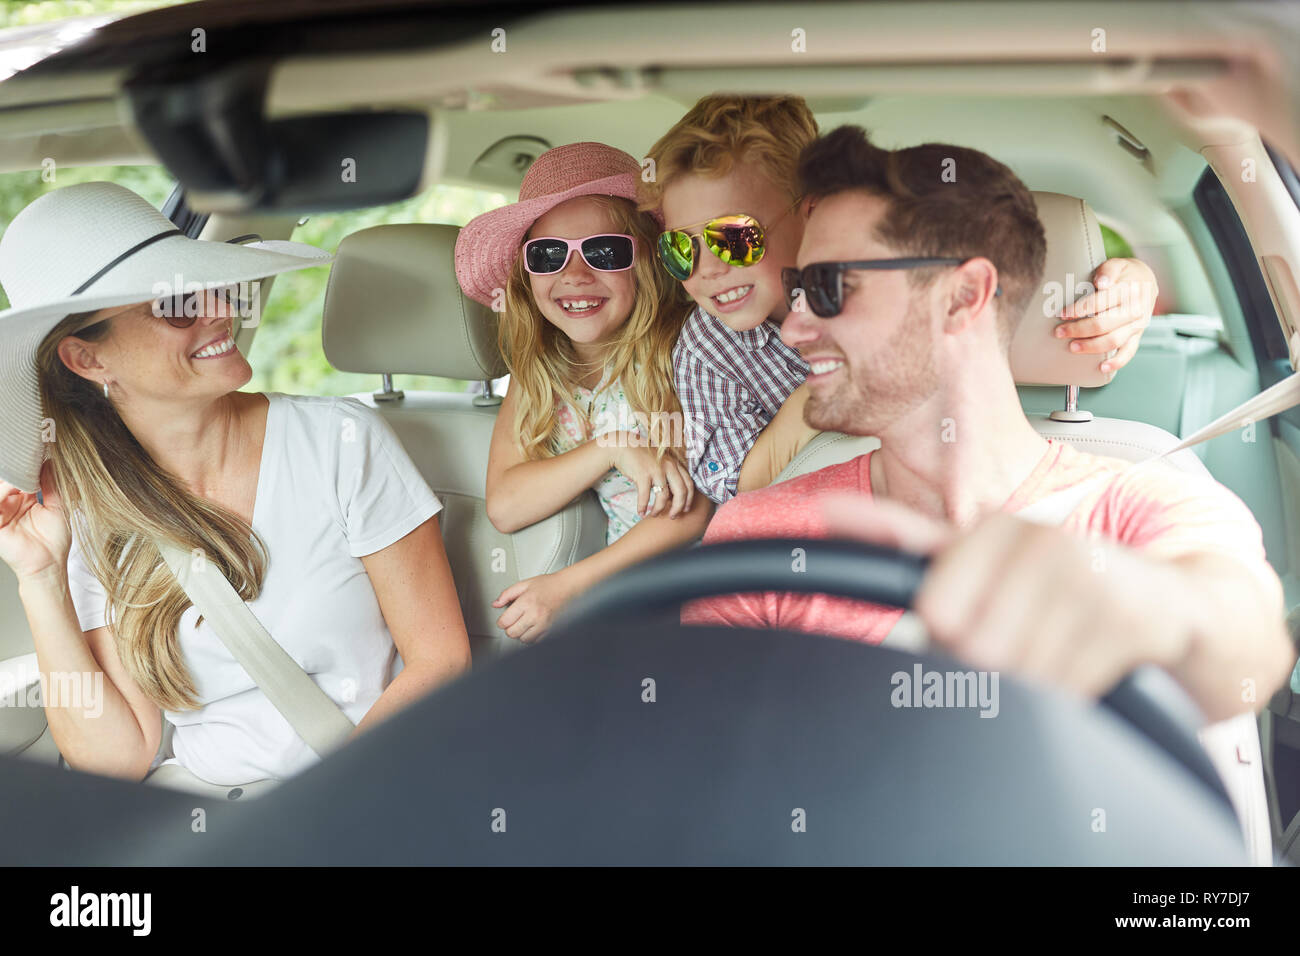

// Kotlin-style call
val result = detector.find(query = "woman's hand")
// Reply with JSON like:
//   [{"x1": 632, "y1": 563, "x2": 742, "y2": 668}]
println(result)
[
  {"x1": 606, "y1": 433, "x2": 695, "y2": 518},
  {"x1": 492, "y1": 569, "x2": 583, "y2": 643},
  {"x1": 0, "y1": 463, "x2": 72, "y2": 583}
]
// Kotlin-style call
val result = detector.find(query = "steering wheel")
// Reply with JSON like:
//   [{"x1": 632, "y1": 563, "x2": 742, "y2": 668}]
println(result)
[{"x1": 555, "y1": 537, "x2": 1235, "y2": 811}]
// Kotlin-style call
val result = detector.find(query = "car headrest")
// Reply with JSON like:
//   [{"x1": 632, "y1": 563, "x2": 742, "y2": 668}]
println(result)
[
  {"x1": 1010, "y1": 192, "x2": 1110, "y2": 388},
  {"x1": 322, "y1": 223, "x2": 508, "y2": 382}
]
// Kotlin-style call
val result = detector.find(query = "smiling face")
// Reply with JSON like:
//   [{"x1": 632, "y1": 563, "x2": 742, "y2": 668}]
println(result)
[
  {"x1": 525, "y1": 196, "x2": 638, "y2": 355},
  {"x1": 59, "y1": 291, "x2": 252, "y2": 405},
  {"x1": 780, "y1": 190, "x2": 942, "y2": 437},
  {"x1": 659, "y1": 160, "x2": 803, "y2": 332}
]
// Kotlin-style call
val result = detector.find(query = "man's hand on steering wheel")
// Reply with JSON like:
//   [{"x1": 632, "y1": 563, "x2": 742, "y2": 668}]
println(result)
[{"x1": 818, "y1": 493, "x2": 1195, "y2": 699}]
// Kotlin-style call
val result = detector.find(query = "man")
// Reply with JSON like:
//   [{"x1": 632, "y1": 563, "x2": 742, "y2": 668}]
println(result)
[{"x1": 683, "y1": 125, "x2": 1294, "y2": 720}]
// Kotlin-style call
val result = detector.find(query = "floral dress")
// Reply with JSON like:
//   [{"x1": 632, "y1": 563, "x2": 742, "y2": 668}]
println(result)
[{"x1": 552, "y1": 369, "x2": 646, "y2": 544}]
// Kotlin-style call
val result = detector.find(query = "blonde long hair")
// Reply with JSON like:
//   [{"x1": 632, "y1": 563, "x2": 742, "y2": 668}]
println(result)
[
  {"x1": 500, "y1": 195, "x2": 689, "y2": 461},
  {"x1": 36, "y1": 312, "x2": 267, "y2": 711}
]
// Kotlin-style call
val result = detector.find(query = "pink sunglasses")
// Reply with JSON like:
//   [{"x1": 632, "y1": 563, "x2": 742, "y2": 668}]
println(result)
[{"x1": 522, "y1": 233, "x2": 637, "y2": 275}]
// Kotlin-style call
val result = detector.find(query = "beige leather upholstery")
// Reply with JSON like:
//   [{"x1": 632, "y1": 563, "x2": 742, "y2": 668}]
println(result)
[
  {"x1": 323, "y1": 223, "x2": 508, "y2": 382},
  {"x1": 1012, "y1": 191, "x2": 1110, "y2": 388},
  {"x1": 322, "y1": 223, "x2": 606, "y2": 662},
  {"x1": 778, "y1": 191, "x2": 1210, "y2": 483},
  {"x1": 1028, "y1": 414, "x2": 1210, "y2": 476}
]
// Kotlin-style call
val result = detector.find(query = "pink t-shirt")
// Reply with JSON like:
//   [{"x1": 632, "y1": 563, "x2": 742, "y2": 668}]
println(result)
[{"x1": 682, "y1": 440, "x2": 1272, "y2": 640}]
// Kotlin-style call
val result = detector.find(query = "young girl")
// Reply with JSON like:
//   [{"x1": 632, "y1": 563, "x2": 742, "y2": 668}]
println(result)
[{"x1": 455, "y1": 142, "x2": 713, "y2": 642}]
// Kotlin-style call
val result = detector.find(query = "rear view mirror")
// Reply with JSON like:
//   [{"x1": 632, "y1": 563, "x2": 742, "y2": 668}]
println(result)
[{"x1": 126, "y1": 60, "x2": 428, "y2": 214}]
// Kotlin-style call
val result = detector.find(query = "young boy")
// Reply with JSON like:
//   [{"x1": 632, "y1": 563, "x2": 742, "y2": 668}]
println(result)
[{"x1": 639, "y1": 94, "x2": 1160, "y2": 504}]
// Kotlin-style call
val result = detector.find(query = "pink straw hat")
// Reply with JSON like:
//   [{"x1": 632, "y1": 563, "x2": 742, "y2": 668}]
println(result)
[{"x1": 454, "y1": 142, "x2": 643, "y2": 306}]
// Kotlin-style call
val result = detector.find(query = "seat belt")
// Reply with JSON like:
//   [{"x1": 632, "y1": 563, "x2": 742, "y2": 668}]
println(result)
[
  {"x1": 153, "y1": 538, "x2": 356, "y2": 759},
  {"x1": 1178, "y1": 351, "x2": 1218, "y2": 463}
]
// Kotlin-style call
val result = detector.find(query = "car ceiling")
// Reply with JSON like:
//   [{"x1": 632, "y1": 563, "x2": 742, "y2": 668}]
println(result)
[
  {"x1": 0, "y1": 0, "x2": 1295, "y2": 250},
  {"x1": 432, "y1": 92, "x2": 1204, "y2": 247}
]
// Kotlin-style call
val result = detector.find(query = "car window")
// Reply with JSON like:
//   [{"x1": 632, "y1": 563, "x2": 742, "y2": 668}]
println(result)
[
  {"x1": 1099, "y1": 222, "x2": 1134, "y2": 260},
  {"x1": 248, "y1": 183, "x2": 509, "y2": 397},
  {"x1": 0, "y1": 163, "x2": 175, "y2": 309},
  {"x1": 1194, "y1": 165, "x2": 1290, "y2": 365}
]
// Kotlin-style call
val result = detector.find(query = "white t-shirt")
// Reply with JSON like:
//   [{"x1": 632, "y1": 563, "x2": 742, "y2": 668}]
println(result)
[{"x1": 66, "y1": 392, "x2": 443, "y2": 785}]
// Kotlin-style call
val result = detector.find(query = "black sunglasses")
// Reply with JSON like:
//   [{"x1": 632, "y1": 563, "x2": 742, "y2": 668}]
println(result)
[
  {"x1": 153, "y1": 234, "x2": 265, "y2": 327},
  {"x1": 782, "y1": 258, "x2": 1000, "y2": 318},
  {"x1": 150, "y1": 285, "x2": 248, "y2": 328}
]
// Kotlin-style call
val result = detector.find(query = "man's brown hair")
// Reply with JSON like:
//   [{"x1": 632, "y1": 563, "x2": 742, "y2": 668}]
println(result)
[
  {"x1": 638, "y1": 94, "x2": 819, "y2": 213},
  {"x1": 797, "y1": 125, "x2": 1046, "y2": 345}
]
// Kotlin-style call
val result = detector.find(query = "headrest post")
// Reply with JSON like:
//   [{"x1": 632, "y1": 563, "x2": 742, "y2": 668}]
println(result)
[
  {"x1": 1048, "y1": 384, "x2": 1093, "y2": 423},
  {"x1": 472, "y1": 378, "x2": 503, "y2": 408},
  {"x1": 373, "y1": 373, "x2": 405, "y2": 404}
]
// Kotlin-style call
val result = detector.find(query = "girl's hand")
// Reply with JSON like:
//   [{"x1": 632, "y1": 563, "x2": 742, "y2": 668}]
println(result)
[
  {"x1": 492, "y1": 570, "x2": 582, "y2": 643},
  {"x1": 606, "y1": 434, "x2": 695, "y2": 518},
  {"x1": 0, "y1": 463, "x2": 72, "y2": 584}
]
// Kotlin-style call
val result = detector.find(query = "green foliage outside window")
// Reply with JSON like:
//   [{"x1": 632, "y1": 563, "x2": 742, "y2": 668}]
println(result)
[{"x1": 1099, "y1": 223, "x2": 1135, "y2": 261}]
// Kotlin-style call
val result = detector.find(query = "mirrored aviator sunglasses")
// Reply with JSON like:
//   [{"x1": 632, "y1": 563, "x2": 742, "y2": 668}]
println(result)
[
  {"x1": 656, "y1": 213, "x2": 766, "y2": 281},
  {"x1": 523, "y1": 234, "x2": 637, "y2": 275}
]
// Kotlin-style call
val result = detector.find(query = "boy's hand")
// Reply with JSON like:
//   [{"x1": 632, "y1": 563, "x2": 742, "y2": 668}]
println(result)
[{"x1": 1056, "y1": 257, "x2": 1158, "y2": 379}]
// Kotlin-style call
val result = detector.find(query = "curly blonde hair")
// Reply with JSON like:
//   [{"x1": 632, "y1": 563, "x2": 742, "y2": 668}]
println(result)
[{"x1": 638, "y1": 94, "x2": 820, "y2": 213}]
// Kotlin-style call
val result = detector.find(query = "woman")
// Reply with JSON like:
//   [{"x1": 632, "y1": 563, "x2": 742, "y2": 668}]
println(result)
[{"x1": 0, "y1": 182, "x2": 470, "y2": 791}]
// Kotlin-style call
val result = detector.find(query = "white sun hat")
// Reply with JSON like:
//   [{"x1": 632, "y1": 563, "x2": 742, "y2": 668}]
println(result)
[{"x1": 0, "y1": 181, "x2": 333, "y2": 493}]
